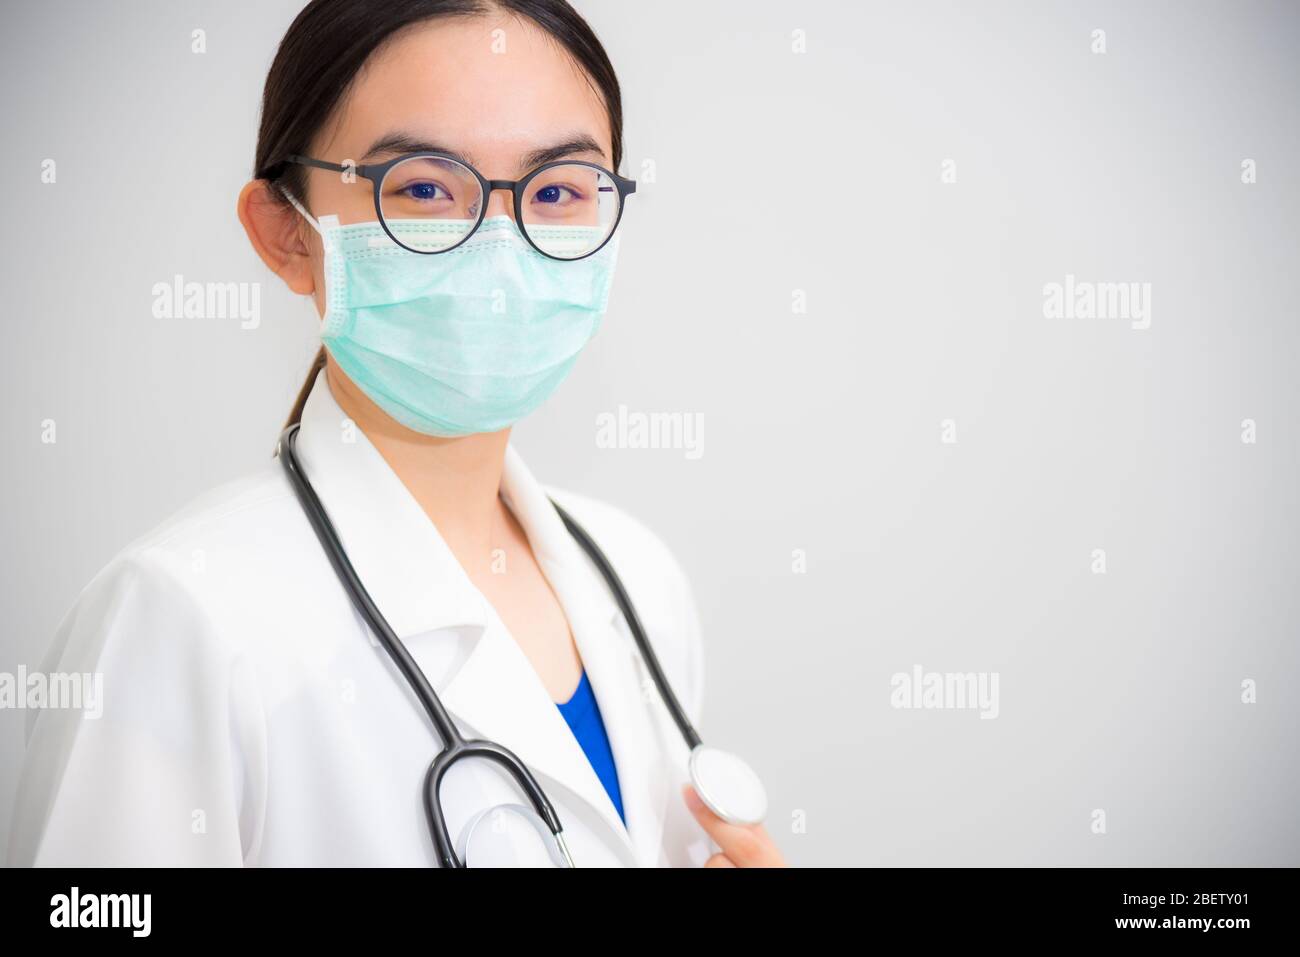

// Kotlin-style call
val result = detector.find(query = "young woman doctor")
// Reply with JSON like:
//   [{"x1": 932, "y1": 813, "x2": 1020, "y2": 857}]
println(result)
[{"x1": 6, "y1": 0, "x2": 784, "y2": 868}]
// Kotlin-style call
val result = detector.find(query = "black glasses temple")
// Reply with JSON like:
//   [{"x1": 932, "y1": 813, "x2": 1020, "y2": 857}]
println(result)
[
  {"x1": 260, "y1": 154, "x2": 374, "y2": 181},
  {"x1": 290, "y1": 155, "x2": 360, "y2": 175}
]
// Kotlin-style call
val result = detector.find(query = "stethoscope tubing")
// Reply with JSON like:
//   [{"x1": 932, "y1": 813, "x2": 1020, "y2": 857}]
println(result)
[
  {"x1": 275, "y1": 422, "x2": 703, "y2": 866},
  {"x1": 551, "y1": 501, "x2": 703, "y2": 750},
  {"x1": 278, "y1": 424, "x2": 562, "y2": 866},
  {"x1": 278, "y1": 424, "x2": 458, "y2": 743}
]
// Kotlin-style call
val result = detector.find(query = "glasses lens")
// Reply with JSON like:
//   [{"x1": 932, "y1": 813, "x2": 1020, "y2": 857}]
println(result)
[
  {"x1": 379, "y1": 155, "x2": 484, "y2": 252},
  {"x1": 520, "y1": 164, "x2": 619, "y2": 259}
]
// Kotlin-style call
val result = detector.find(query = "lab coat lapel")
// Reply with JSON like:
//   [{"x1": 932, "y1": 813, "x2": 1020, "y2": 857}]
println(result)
[
  {"x1": 434, "y1": 618, "x2": 641, "y2": 866},
  {"x1": 293, "y1": 374, "x2": 646, "y2": 865},
  {"x1": 498, "y1": 446, "x2": 672, "y2": 868},
  {"x1": 578, "y1": 605, "x2": 673, "y2": 868}
]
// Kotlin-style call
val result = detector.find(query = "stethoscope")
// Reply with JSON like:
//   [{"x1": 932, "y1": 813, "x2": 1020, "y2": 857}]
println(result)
[{"x1": 276, "y1": 423, "x2": 767, "y2": 867}]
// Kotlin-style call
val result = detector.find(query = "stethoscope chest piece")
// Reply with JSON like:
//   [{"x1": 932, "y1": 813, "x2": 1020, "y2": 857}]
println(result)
[
  {"x1": 688, "y1": 745, "x2": 767, "y2": 826},
  {"x1": 458, "y1": 803, "x2": 576, "y2": 868}
]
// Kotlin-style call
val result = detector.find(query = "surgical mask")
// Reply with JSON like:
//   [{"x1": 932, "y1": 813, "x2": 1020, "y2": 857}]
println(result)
[{"x1": 283, "y1": 193, "x2": 620, "y2": 437}]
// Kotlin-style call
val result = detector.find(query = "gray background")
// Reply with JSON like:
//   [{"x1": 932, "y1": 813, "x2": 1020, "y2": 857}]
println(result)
[{"x1": 2, "y1": 0, "x2": 1297, "y2": 866}]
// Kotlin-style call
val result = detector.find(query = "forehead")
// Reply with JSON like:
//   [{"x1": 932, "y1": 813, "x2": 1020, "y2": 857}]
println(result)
[{"x1": 314, "y1": 14, "x2": 612, "y2": 171}]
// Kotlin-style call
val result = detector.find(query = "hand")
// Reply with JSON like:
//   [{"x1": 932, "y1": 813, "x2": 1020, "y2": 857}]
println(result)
[{"x1": 682, "y1": 783, "x2": 787, "y2": 867}]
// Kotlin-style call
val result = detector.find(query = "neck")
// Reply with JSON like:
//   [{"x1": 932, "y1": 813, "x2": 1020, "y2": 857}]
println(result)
[{"x1": 323, "y1": 360, "x2": 510, "y2": 560}]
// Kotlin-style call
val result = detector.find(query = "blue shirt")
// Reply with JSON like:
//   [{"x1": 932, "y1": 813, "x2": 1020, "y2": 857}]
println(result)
[{"x1": 555, "y1": 669, "x2": 625, "y2": 824}]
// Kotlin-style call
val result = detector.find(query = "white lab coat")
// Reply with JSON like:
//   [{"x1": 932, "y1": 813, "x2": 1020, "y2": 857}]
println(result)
[{"x1": 7, "y1": 371, "x2": 713, "y2": 867}]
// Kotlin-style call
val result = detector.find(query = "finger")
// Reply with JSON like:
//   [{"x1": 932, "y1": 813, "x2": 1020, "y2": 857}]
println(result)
[
  {"x1": 682, "y1": 783, "x2": 783, "y2": 867},
  {"x1": 704, "y1": 852, "x2": 736, "y2": 868}
]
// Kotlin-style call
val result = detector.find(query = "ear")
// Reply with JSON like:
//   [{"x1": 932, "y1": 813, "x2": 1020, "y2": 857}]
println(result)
[{"x1": 237, "y1": 179, "x2": 320, "y2": 299}]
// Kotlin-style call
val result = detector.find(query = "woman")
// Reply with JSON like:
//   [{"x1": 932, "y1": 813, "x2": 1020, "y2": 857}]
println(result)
[{"x1": 7, "y1": 0, "x2": 784, "y2": 867}]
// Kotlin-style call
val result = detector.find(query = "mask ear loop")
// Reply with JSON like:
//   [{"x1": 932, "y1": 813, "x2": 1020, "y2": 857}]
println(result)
[
  {"x1": 274, "y1": 183, "x2": 344, "y2": 338},
  {"x1": 277, "y1": 184, "x2": 324, "y2": 236}
]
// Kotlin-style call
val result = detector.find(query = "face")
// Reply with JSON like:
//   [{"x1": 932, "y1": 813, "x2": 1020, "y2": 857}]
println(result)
[{"x1": 296, "y1": 14, "x2": 615, "y2": 275}]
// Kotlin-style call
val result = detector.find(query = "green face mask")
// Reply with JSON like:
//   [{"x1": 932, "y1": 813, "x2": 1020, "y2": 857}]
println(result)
[{"x1": 285, "y1": 197, "x2": 619, "y2": 437}]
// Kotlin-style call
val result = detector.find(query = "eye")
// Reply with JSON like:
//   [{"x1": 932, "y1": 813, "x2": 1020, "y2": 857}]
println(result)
[
  {"x1": 400, "y1": 180, "x2": 451, "y2": 202},
  {"x1": 531, "y1": 183, "x2": 583, "y2": 205}
]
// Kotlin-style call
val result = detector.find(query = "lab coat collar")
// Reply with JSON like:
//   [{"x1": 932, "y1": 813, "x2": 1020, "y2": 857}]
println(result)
[{"x1": 292, "y1": 372, "x2": 670, "y2": 866}]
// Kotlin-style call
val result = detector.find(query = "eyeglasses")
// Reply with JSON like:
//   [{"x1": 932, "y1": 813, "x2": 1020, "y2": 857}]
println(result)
[{"x1": 272, "y1": 151, "x2": 636, "y2": 261}]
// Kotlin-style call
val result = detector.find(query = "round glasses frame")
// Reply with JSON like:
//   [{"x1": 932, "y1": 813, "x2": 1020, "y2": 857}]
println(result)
[{"x1": 271, "y1": 151, "x2": 637, "y2": 261}]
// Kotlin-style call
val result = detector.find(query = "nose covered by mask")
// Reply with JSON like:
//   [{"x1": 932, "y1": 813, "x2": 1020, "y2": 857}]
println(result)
[{"x1": 283, "y1": 192, "x2": 619, "y2": 437}]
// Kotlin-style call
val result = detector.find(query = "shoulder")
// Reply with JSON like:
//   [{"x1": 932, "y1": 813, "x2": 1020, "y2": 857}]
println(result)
[
  {"x1": 50, "y1": 460, "x2": 313, "y2": 673},
  {"x1": 81, "y1": 461, "x2": 303, "y2": 609},
  {"x1": 110, "y1": 459, "x2": 300, "y2": 566},
  {"x1": 543, "y1": 486, "x2": 705, "y2": 725},
  {"x1": 10, "y1": 469, "x2": 288, "y2": 867},
  {"x1": 19, "y1": 460, "x2": 304, "y2": 809}
]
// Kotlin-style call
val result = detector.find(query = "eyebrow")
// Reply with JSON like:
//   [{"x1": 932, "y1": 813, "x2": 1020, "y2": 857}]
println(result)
[{"x1": 358, "y1": 131, "x2": 608, "y2": 171}]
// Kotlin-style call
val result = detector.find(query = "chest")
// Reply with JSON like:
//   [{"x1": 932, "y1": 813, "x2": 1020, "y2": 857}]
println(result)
[{"x1": 468, "y1": 541, "x2": 583, "y2": 703}]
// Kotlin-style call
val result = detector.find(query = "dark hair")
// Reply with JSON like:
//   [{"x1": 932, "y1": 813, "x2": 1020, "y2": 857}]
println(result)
[{"x1": 254, "y1": 0, "x2": 625, "y2": 427}]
